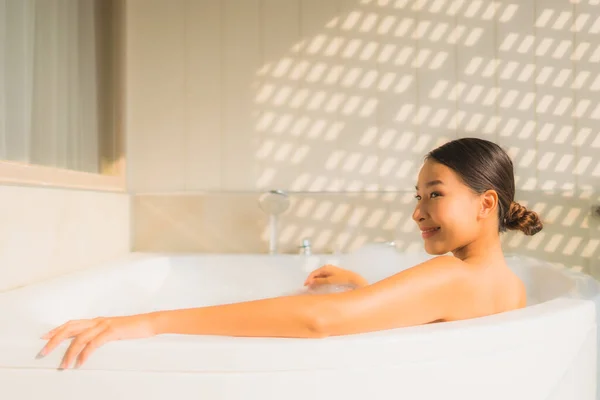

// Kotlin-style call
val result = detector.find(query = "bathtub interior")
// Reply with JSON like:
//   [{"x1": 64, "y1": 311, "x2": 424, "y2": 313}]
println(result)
[
  {"x1": 0, "y1": 247, "x2": 598, "y2": 334},
  {"x1": 0, "y1": 247, "x2": 598, "y2": 400}
]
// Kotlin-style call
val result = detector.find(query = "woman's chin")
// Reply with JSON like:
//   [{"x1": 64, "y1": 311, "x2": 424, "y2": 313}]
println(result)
[{"x1": 424, "y1": 243, "x2": 449, "y2": 255}]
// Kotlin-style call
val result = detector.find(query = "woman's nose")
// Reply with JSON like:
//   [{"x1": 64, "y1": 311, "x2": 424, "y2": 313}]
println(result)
[
  {"x1": 412, "y1": 204, "x2": 425, "y2": 222},
  {"x1": 413, "y1": 200, "x2": 427, "y2": 222}
]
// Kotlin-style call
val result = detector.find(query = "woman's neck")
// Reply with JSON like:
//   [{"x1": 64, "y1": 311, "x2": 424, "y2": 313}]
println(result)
[{"x1": 451, "y1": 232, "x2": 505, "y2": 264}]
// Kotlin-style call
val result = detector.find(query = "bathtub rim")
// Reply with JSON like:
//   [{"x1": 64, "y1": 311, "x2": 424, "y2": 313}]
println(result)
[
  {"x1": 0, "y1": 296, "x2": 595, "y2": 373},
  {"x1": 0, "y1": 252, "x2": 597, "y2": 373}
]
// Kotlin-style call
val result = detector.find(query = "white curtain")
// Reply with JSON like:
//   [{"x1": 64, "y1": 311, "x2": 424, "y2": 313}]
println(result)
[{"x1": 0, "y1": 0, "x2": 100, "y2": 173}]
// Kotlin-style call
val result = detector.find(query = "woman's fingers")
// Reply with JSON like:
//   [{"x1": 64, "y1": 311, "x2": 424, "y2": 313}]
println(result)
[
  {"x1": 41, "y1": 329, "x2": 56, "y2": 340},
  {"x1": 304, "y1": 266, "x2": 334, "y2": 285},
  {"x1": 304, "y1": 274, "x2": 315, "y2": 285},
  {"x1": 41, "y1": 319, "x2": 87, "y2": 340},
  {"x1": 76, "y1": 329, "x2": 113, "y2": 368},
  {"x1": 37, "y1": 315, "x2": 155, "y2": 369},
  {"x1": 305, "y1": 275, "x2": 333, "y2": 287},
  {"x1": 304, "y1": 272, "x2": 317, "y2": 285},
  {"x1": 40, "y1": 320, "x2": 97, "y2": 357},
  {"x1": 305, "y1": 272, "x2": 326, "y2": 285},
  {"x1": 60, "y1": 324, "x2": 107, "y2": 369},
  {"x1": 312, "y1": 276, "x2": 333, "y2": 285}
]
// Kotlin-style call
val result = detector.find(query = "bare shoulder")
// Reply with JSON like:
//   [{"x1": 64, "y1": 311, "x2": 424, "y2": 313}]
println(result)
[
  {"x1": 388, "y1": 256, "x2": 509, "y2": 320},
  {"x1": 346, "y1": 255, "x2": 478, "y2": 327},
  {"x1": 415, "y1": 256, "x2": 526, "y2": 317},
  {"x1": 366, "y1": 255, "x2": 476, "y2": 294},
  {"x1": 333, "y1": 256, "x2": 516, "y2": 330},
  {"x1": 336, "y1": 256, "x2": 522, "y2": 330},
  {"x1": 504, "y1": 270, "x2": 527, "y2": 309},
  {"x1": 415, "y1": 255, "x2": 469, "y2": 270},
  {"x1": 363, "y1": 255, "x2": 474, "y2": 296},
  {"x1": 398, "y1": 255, "x2": 473, "y2": 281}
]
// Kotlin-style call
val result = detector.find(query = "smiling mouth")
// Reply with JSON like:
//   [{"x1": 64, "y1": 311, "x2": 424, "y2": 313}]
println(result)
[{"x1": 421, "y1": 227, "x2": 441, "y2": 239}]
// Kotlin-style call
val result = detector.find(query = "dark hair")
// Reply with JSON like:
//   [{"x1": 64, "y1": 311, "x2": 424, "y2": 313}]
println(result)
[{"x1": 425, "y1": 137, "x2": 543, "y2": 236}]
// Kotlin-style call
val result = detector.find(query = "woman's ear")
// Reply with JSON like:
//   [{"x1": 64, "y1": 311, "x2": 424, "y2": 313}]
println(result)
[{"x1": 479, "y1": 190, "x2": 499, "y2": 219}]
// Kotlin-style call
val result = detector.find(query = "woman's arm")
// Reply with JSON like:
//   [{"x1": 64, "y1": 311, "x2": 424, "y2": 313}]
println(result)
[
  {"x1": 41, "y1": 255, "x2": 472, "y2": 368},
  {"x1": 151, "y1": 294, "x2": 332, "y2": 338},
  {"x1": 153, "y1": 256, "x2": 469, "y2": 337}
]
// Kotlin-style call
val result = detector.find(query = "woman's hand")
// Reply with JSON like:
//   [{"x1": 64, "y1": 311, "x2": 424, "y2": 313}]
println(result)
[
  {"x1": 39, "y1": 314, "x2": 156, "y2": 369},
  {"x1": 304, "y1": 265, "x2": 369, "y2": 288}
]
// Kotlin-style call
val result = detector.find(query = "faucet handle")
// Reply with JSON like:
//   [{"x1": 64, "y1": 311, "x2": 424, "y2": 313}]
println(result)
[
  {"x1": 300, "y1": 238, "x2": 311, "y2": 248},
  {"x1": 298, "y1": 238, "x2": 312, "y2": 255}
]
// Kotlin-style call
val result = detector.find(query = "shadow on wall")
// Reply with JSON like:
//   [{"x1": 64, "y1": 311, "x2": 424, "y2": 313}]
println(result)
[
  {"x1": 253, "y1": 0, "x2": 599, "y2": 193},
  {"x1": 271, "y1": 190, "x2": 600, "y2": 274},
  {"x1": 133, "y1": 0, "x2": 599, "y2": 277},
  {"x1": 249, "y1": 0, "x2": 600, "y2": 273},
  {"x1": 133, "y1": 190, "x2": 599, "y2": 275}
]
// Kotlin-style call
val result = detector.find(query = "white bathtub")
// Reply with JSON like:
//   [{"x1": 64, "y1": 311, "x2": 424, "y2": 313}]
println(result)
[{"x1": 0, "y1": 248, "x2": 598, "y2": 400}]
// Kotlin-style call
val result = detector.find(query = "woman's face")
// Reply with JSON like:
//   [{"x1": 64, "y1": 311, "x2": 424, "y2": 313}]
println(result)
[{"x1": 412, "y1": 159, "x2": 482, "y2": 255}]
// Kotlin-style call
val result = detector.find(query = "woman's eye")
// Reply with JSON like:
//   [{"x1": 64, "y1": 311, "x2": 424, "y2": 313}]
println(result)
[
  {"x1": 414, "y1": 195, "x2": 421, "y2": 201},
  {"x1": 430, "y1": 191, "x2": 441, "y2": 198}
]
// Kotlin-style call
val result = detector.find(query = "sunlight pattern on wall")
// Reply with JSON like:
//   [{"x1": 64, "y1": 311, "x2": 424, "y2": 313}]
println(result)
[
  {"x1": 249, "y1": 0, "x2": 599, "y2": 272},
  {"x1": 126, "y1": 0, "x2": 599, "y2": 275}
]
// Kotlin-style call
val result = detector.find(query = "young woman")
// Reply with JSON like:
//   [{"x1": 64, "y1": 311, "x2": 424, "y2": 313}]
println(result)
[{"x1": 39, "y1": 137, "x2": 543, "y2": 369}]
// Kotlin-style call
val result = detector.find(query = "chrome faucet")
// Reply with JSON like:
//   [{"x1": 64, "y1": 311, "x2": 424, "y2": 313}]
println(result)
[{"x1": 298, "y1": 238, "x2": 312, "y2": 256}]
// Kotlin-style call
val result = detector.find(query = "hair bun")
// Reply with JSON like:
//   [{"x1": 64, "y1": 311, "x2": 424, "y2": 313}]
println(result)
[{"x1": 505, "y1": 202, "x2": 543, "y2": 236}]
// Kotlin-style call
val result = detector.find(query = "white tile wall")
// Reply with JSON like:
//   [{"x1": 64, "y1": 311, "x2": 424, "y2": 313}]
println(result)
[
  {"x1": 376, "y1": 1, "x2": 419, "y2": 192},
  {"x1": 125, "y1": 0, "x2": 600, "y2": 195},
  {"x1": 589, "y1": 192, "x2": 600, "y2": 276},
  {"x1": 256, "y1": 0, "x2": 301, "y2": 190},
  {"x1": 0, "y1": 185, "x2": 130, "y2": 292},
  {"x1": 495, "y1": 0, "x2": 537, "y2": 191},
  {"x1": 126, "y1": 0, "x2": 187, "y2": 192},
  {"x1": 184, "y1": 0, "x2": 223, "y2": 191},
  {"x1": 535, "y1": 0, "x2": 576, "y2": 192},
  {"x1": 126, "y1": 0, "x2": 599, "y2": 274},
  {"x1": 573, "y1": 0, "x2": 600, "y2": 192},
  {"x1": 456, "y1": 1, "x2": 499, "y2": 140}
]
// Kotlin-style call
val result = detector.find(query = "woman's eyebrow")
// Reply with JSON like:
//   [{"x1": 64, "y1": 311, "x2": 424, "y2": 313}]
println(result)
[{"x1": 415, "y1": 180, "x2": 444, "y2": 190}]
